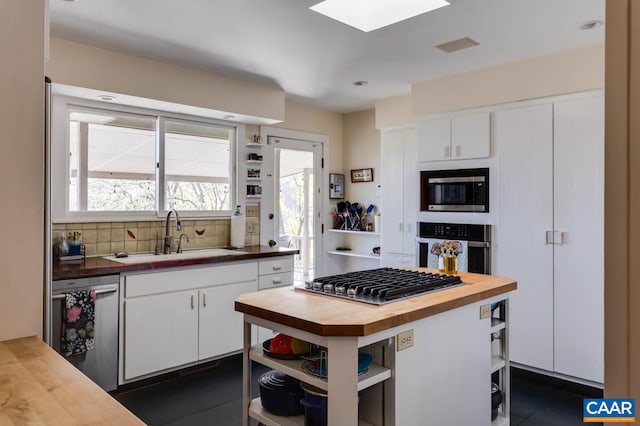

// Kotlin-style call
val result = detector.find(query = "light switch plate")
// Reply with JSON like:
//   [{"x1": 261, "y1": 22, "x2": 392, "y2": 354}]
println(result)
[
  {"x1": 480, "y1": 304, "x2": 491, "y2": 319},
  {"x1": 397, "y1": 329, "x2": 414, "y2": 351}
]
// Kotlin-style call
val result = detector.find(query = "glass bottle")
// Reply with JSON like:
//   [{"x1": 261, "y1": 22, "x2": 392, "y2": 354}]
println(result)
[{"x1": 438, "y1": 240, "x2": 446, "y2": 272}]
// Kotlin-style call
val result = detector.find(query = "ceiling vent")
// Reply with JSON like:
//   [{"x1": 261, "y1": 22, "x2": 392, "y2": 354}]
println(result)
[{"x1": 435, "y1": 37, "x2": 480, "y2": 53}]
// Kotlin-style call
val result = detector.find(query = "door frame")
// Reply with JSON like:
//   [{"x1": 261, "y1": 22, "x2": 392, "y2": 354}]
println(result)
[{"x1": 259, "y1": 126, "x2": 328, "y2": 277}]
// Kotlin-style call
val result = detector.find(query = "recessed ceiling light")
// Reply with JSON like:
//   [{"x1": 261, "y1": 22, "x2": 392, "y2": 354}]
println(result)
[
  {"x1": 581, "y1": 20, "x2": 603, "y2": 30},
  {"x1": 62, "y1": 0, "x2": 79, "y2": 2},
  {"x1": 97, "y1": 95, "x2": 117, "y2": 102},
  {"x1": 310, "y1": 0, "x2": 450, "y2": 32},
  {"x1": 353, "y1": 81, "x2": 368, "y2": 86},
  {"x1": 222, "y1": 114, "x2": 235, "y2": 120}
]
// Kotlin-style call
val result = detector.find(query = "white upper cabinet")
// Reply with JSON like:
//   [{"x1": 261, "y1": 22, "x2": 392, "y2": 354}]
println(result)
[
  {"x1": 417, "y1": 116, "x2": 450, "y2": 162},
  {"x1": 417, "y1": 112, "x2": 490, "y2": 162}
]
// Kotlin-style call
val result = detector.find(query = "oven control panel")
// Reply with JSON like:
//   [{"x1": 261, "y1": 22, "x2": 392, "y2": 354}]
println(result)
[{"x1": 418, "y1": 222, "x2": 491, "y2": 243}]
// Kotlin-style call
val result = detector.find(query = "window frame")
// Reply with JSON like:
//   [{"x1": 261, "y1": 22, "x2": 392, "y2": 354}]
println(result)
[{"x1": 51, "y1": 95, "x2": 240, "y2": 222}]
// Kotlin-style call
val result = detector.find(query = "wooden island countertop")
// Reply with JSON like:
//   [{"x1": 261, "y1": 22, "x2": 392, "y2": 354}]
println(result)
[
  {"x1": 235, "y1": 269, "x2": 516, "y2": 336},
  {"x1": 0, "y1": 337, "x2": 142, "y2": 425}
]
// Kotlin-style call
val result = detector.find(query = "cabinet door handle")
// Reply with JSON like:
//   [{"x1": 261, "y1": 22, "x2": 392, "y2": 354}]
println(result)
[
  {"x1": 202, "y1": 292, "x2": 207, "y2": 308},
  {"x1": 272, "y1": 278, "x2": 282, "y2": 285},
  {"x1": 406, "y1": 223, "x2": 412, "y2": 233},
  {"x1": 454, "y1": 145, "x2": 461, "y2": 157},
  {"x1": 443, "y1": 145, "x2": 450, "y2": 159},
  {"x1": 190, "y1": 294, "x2": 195, "y2": 309},
  {"x1": 545, "y1": 231, "x2": 566, "y2": 245},
  {"x1": 398, "y1": 222, "x2": 404, "y2": 232},
  {"x1": 272, "y1": 264, "x2": 282, "y2": 271},
  {"x1": 545, "y1": 231, "x2": 553, "y2": 244}
]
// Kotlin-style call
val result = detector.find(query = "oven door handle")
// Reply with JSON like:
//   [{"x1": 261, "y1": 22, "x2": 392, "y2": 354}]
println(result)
[
  {"x1": 52, "y1": 287, "x2": 118, "y2": 300},
  {"x1": 467, "y1": 241, "x2": 491, "y2": 248},
  {"x1": 416, "y1": 238, "x2": 490, "y2": 249}
]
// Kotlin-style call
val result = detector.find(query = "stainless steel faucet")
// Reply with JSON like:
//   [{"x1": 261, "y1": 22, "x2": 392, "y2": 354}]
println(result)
[
  {"x1": 164, "y1": 209, "x2": 182, "y2": 254},
  {"x1": 177, "y1": 233, "x2": 189, "y2": 253}
]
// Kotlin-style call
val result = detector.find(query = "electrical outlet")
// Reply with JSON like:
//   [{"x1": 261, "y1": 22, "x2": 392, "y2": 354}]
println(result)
[
  {"x1": 245, "y1": 205, "x2": 260, "y2": 217},
  {"x1": 397, "y1": 329, "x2": 414, "y2": 351},
  {"x1": 480, "y1": 304, "x2": 491, "y2": 319}
]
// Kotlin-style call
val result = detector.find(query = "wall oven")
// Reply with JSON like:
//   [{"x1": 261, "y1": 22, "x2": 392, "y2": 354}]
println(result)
[
  {"x1": 416, "y1": 222, "x2": 491, "y2": 274},
  {"x1": 420, "y1": 167, "x2": 489, "y2": 212}
]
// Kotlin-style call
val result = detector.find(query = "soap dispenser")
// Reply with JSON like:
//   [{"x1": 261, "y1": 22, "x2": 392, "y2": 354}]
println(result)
[{"x1": 230, "y1": 205, "x2": 246, "y2": 248}]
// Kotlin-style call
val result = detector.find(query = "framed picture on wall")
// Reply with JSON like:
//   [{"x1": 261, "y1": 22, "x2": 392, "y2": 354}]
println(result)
[{"x1": 351, "y1": 168, "x2": 373, "y2": 183}]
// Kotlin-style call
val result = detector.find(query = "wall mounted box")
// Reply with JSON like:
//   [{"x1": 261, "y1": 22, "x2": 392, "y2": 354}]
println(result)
[{"x1": 329, "y1": 173, "x2": 344, "y2": 199}]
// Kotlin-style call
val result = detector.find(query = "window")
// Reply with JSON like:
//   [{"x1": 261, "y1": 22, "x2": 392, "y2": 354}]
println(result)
[
  {"x1": 65, "y1": 105, "x2": 235, "y2": 217},
  {"x1": 69, "y1": 109, "x2": 156, "y2": 212},
  {"x1": 164, "y1": 120, "x2": 232, "y2": 211}
]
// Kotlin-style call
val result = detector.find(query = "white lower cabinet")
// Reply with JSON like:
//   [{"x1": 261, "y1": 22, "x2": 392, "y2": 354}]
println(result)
[
  {"x1": 198, "y1": 280, "x2": 258, "y2": 360},
  {"x1": 256, "y1": 256, "x2": 295, "y2": 344},
  {"x1": 379, "y1": 253, "x2": 414, "y2": 269},
  {"x1": 124, "y1": 290, "x2": 199, "y2": 380},
  {"x1": 121, "y1": 261, "x2": 258, "y2": 383}
]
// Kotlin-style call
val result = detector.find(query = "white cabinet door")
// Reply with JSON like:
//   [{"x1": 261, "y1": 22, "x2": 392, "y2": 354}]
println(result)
[
  {"x1": 417, "y1": 116, "x2": 450, "y2": 162},
  {"x1": 381, "y1": 130, "x2": 405, "y2": 255},
  {"x1": 451, "y1": 112, "x2": 491, "y2": 160},
  {"x1": 198, "y1": 280, "x2": 257, "y2": 360},
  {"x1": 553, "y1": 95, "x2": 604, "y2": 383},
  {"x1": 402, "y1": 129, "x2": 417, "y2": 258},
  {"x1": 495, "y1": 103, "x2": 554, "y2": 372},
  {"x1": 380, "y1": 253, "x2": 415, "y2": 269},
  {"x1": 124, "y1": 290, "x2": 198, "y2": 380}
]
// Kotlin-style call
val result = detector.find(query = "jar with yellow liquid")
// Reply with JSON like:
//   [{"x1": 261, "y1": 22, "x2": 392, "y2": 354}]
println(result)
[{"x1": 444, "y1": 242, "x2": 458, "y2": 275}]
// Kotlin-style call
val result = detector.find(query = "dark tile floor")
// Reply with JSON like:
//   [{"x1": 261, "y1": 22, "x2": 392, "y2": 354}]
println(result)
[{"x1": 113, "y1": 356, "x2": 603, "y2": 426}]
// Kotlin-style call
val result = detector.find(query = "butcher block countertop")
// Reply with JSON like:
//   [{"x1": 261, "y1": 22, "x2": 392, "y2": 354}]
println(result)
[
  {"x1": 0, "y1": 336, "x2": 142, "y2": 425},
  {"x1": 235, "y1": 269, "x2": 516, "y2": 337},
  {"x1": 53, "y1": 245, "x2": 298, "y2": 280}
]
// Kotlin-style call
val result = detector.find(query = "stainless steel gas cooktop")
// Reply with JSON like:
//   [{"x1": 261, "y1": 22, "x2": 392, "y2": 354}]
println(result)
[{"x1": 297, "y1": 268, "x2": 464, "y2": 305}]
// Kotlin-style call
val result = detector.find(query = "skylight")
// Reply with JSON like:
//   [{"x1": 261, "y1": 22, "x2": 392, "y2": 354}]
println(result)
[{"x1": 310, "y1": 0, "x2": 450, "y2": 32}]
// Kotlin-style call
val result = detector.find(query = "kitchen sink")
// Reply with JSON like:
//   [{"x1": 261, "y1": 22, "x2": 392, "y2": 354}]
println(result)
[{"x1": 102, "y1": 248, "x2": 247, "y2": 264}]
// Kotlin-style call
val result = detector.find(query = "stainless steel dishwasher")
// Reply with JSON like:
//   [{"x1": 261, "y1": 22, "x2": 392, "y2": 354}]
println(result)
[{"x1": 52, "y1": 275, "x2": 119, "y2": 391}]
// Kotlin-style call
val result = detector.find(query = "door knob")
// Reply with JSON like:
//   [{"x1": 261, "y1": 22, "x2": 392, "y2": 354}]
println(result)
[
  {"x1": 268, "y1": 213, "x2": 274, "y2": 220},
  {"x1": 268, "y1": 240, "x2": 276, "y2": 247}
]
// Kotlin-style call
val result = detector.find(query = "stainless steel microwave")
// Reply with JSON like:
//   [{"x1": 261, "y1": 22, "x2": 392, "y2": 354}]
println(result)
[{"x1": 420, "y1": 168, "x2": 489, "y2": 212}]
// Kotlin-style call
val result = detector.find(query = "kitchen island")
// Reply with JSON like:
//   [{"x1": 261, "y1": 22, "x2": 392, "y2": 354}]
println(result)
[
  {"x1": 235, "y1": 269, "x2": 516, "y2": 426},
  {"x1": 0, "y1": 337, "x2": 143, "y2": 425}
]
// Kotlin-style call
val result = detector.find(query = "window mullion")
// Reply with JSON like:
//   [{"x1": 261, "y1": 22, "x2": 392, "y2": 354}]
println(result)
[
  {"x1": 79, "y1": 122, "x2": 89, "y2": 210},
  {"x1": 157, "y1": 116, "x2": 166, "y2": 215}
]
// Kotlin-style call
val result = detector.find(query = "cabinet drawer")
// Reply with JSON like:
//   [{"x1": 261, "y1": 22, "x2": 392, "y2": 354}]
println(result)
[
  {"x1": 258, "y1": 272, "x2": 293, "y2": 290},
  {"x1": 125, "y1": 262, "x2": 257, "y2": 297},
  {"x1": 258, "y1": 256, "x2": 294, "y2": 275}
]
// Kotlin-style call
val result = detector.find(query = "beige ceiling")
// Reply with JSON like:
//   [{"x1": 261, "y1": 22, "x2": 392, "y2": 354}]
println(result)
[{"x1": 50, "y1": 0, "x2": 605, "y2": 113}]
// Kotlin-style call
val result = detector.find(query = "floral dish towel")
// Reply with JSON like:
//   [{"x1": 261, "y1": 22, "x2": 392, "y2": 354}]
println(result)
[{"x1": 62, "y1": 290, "x2": 96, "y2": 356}]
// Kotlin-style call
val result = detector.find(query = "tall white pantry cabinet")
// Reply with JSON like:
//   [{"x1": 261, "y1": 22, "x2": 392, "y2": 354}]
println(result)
[
  {"x1": 494, "y1": 93, "x2": 604, "y2": 384},
  {"x1": 380, "y1": 127, "x2": 417, "y2": 268}
]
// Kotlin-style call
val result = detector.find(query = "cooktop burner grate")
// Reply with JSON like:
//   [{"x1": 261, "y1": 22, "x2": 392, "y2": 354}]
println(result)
[{"x1": 296, "y1": 268, "x2": 464, "y2": 305}]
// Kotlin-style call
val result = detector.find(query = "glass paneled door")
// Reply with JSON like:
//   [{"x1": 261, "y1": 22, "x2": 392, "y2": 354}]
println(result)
[{"x1": 273, "y1": 138, "x2": 322, "y2": 282}]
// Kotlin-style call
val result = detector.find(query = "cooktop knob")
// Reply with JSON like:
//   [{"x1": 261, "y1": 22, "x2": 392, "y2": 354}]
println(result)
[
  {"x1": 313, "y1": 281, "x2": 323, "y2": 291},
  {"x1": 335, "y1": 286, "x2": 345, "y2": 295},
  {"x1": 323, "y1": 284, "x2": 334, "y2": 293}
]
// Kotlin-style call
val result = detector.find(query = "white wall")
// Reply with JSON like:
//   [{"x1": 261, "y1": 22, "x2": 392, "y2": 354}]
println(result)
[
  {"x1": 412, "y1": 45, "x2": 604, "y2": 116},
  {"x1": 47, "y1": 38, "x2": 286, "y2": 123},
  {"x1": 0, "y1": 1, "x2": 45, "y2": 340}
]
